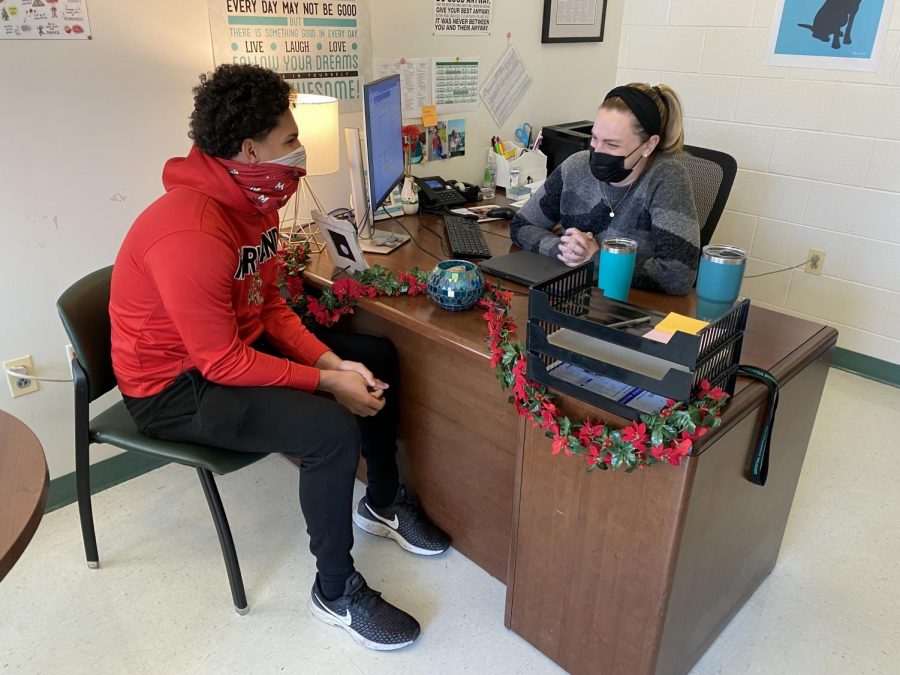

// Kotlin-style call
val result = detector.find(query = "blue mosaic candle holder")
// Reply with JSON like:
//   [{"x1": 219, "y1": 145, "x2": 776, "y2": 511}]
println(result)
[{"x1": 427, "y1": 259, "x2": 484, "y2": 311}]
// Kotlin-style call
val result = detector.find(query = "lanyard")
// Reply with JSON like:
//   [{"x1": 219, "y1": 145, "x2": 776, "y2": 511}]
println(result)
[{"x1": 737, "y1": 365, "x2": 779, "y2": 487}]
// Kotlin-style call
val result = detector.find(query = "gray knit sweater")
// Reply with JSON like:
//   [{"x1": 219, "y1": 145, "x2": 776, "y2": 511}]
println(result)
[{"x1": 509, "y1": 151, "x2": 700, "y2": 295}]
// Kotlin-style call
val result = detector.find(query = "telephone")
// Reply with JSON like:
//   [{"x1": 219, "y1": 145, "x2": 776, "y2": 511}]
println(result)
[{"x1": 415, "y1": 176, "x2": 471, "y2": 210}]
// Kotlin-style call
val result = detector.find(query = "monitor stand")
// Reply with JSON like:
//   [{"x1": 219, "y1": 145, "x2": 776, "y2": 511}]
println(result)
[{"x1": 359, "y1": 229, "x2": 410, "y2": 255}]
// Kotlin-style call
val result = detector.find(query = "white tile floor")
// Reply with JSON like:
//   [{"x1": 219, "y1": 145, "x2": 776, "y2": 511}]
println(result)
[{"x1": 1, "y1": 369, "x2": 898, "y2": 675}]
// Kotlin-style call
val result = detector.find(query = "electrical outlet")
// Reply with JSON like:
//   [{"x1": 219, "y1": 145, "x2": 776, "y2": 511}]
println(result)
[
  {"x1": 806, "y1": 249, "x2": 826, "y2": 275},
  {"x1": 3, "y1": 355, "x2": 40, "y2": 398},
  {"x1": 64, "y1": 343, "x2": 77, "y2": 379}
]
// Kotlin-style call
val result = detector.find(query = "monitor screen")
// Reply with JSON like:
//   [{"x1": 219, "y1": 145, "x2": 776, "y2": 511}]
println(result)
[{"x1": 363, "y1": 75, "x2": 404, "y2": 217}]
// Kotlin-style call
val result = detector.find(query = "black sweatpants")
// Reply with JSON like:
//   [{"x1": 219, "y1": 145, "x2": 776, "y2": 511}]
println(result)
[{"x1": 123, "y1": 331, "x2": 400, "y2": 597}]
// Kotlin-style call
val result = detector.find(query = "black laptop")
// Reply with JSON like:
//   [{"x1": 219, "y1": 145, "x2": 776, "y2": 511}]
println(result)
[{"x1": 479, "y1": 251, "x2": 571, "y2": 287}]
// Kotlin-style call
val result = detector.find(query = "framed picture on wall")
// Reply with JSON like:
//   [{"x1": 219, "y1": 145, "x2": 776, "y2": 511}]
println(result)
[
  {"x1": 765, "y1": 0, "x2": 895, "y2": 72},
  {"x1": 541, "y1": 0, "x2": 607, "y2": 43}
]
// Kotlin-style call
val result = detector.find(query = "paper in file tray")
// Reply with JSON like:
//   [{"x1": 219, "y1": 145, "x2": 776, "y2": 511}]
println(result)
[{"x1": 526, "y1": 262, "x2": 749, "y2": 420}]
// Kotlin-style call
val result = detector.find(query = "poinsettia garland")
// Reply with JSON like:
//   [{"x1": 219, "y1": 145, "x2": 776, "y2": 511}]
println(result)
[
  {"x1": 278, "y1": 241, "x2": 730, "y2": 473},
  {"x1": 278, "y1": 240, "x2": 429, "y2": 327}
]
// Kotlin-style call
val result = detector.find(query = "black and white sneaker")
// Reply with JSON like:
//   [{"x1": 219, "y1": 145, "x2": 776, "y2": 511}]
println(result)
[
  {"x1": 352, "y1": 486, "x2": 451, "y2": 556},
  {"x1": 309, "y1": 572, "x2": 420, "y2": 651}
]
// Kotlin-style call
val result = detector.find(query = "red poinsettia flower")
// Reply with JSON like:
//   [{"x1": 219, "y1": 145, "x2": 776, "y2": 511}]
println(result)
[
  {"x1": 489, "y1": 347, "x2": 504, "y2": 369},
  {"x1": 621, "y1": 422, "x2": 647, "y2": 445},
  {"x1": 399, "y1": 273, "x2": 426, "y2": 296},
  {"x1": 551, "y1": 434, "x2": 573, "y2": 457},
  {"x1": 540, "y1": 399, "x2": 559, "y2": 418},
  {"x1": 512, "y1": 356, "x2": 527, "y2": 378},
  {"x1": 285, "y1": 275, "x2": 304, "y2": 300},
  {"x1": 540, "y1": 410, "x2": 560, "y2": 435},
  {"x1": 652, "y1": 437, "x2": 692, "y2": 466},
  {"x1": 706, "y1": 387, "x2": 727, "y2": 402},
  {"x1": 577, "y1": 421, "x2": 604, "y2": 447}
]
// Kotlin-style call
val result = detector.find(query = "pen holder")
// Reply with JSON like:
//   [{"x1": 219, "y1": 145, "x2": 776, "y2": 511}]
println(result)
[
  {"x1": 427, "y1": 260, "x2": 485, "y2": 312},
  {"x1": 598, "y1": 238, "x2": 638, "y2": 302},
  {"x1": 493, "y1": 144, "x2": 548, "y2": 191}
]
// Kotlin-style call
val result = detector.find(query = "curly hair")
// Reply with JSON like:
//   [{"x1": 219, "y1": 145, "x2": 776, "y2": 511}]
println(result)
[{"x1": 189, "y1": 64, "x2": 292, "y2": 159}]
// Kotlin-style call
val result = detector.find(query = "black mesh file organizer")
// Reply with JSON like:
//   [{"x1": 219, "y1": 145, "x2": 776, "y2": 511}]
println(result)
[{"x1": 526, "y1": 262, "x2": 750, "y2": 421}]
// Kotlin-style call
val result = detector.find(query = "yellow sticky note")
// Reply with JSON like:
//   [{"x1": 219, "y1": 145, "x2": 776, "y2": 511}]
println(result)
[
  {"x1": 422, "y1": 106, "x2": 438, "y2": 127},
  {"x1": 655, "y1": 312, "x2": 709, "y2": 336}
]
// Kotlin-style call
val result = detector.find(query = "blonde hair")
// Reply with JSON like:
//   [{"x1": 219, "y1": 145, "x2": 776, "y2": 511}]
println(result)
[{"x1": 601, "y1": 82, "x2": 685, "y2": 155}]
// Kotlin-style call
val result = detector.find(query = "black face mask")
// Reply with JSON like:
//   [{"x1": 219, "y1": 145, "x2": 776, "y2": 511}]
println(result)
[{"x1": 589, "y1": 145, "x2": 643, "y2": 184}]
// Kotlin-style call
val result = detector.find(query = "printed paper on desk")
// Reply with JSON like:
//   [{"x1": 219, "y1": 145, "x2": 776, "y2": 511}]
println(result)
[{"x1": 655, "y1": 313, "x2": 709, "y2": 336}]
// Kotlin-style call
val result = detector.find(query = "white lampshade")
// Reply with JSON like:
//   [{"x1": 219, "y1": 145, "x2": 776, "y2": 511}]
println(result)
[{"x1": 291, "y1": 94, "x2": 340, "y2": 176}]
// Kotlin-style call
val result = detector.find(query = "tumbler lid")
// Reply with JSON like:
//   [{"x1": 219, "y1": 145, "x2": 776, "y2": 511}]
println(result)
[
  {"x1": 601, "y1": 237, "x2": 638, "y2": 254},
  {"x1": 702, "y1": 245, "x2": 747, "y2": 265}
]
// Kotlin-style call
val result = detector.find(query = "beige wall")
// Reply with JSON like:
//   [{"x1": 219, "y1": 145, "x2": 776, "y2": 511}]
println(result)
[
  {"x1": 0, "y1": 0, "x2": 623, "y2": 479},
  {"x1": 618, "y1": 0, "x2": 900, "y2": 364}
]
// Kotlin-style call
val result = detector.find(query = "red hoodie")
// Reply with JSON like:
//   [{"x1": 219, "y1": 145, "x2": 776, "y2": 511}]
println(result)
[{"x1": 110, "y1": 145, "x2": 330, "y2": 398}]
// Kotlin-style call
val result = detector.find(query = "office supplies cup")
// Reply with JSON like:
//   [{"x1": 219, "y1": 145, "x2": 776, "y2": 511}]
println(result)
[
  {"x1": 696, "y1": 245, "x2": 747, "y2": 308},
  {"x1": 598, "y1": 238, "x2": 638, "y2": 302},
  {"x1": 427, "y1": 260, "x2": 485, "y2": 311}
]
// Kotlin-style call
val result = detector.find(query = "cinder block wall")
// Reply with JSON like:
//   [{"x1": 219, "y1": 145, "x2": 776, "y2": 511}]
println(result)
[{"x1": 617, "y1": 0, "x2": 900, "y2": 363}]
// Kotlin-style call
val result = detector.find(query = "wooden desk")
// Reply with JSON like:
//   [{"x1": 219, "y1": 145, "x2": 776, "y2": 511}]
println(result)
[
  {"x1": 302, "y1": 211, "x2": 837, "y2": 673},
  {"x1": 0, "y1": 410, "x2": 49, "y2": 582},
  {"x1": 305, "y1": 212, "x2": 522, "y2": 580}
]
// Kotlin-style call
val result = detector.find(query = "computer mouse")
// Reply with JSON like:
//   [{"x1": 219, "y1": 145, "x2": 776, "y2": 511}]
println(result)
[{"x1": 486, "y1": 206, "x2": 517, "y2": 220}]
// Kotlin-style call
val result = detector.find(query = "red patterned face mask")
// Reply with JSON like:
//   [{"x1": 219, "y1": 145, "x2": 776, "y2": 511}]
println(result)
[{"x1": 216, "y1": 150, "x2": 306, "y2": 215}]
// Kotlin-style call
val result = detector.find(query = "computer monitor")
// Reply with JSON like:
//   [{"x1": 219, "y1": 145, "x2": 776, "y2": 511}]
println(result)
[
  {"x1": 345, "y1": 74, "x2": 410, "y2": 253},
  {"x1": 363, "y1": 75, "x2": 405, "y2": 219}
]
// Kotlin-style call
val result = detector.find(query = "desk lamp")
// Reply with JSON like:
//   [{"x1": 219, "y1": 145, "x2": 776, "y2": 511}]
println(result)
[{"x1": 280, "y1": 93, "x2": 340, "y2": 252}]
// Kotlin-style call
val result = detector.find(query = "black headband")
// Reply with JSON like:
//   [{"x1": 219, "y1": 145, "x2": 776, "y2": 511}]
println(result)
[{"x1": 604, "y1": 85, "x2": 662, "y2": 136}]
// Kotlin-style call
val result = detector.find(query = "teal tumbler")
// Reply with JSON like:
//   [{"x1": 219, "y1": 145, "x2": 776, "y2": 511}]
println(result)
[
  {"x1": 598, "y1": 238, "x2": 638, "y2": 302},
  {"x1": 696, "y1": 245, "x2": 747, "y2": 305}
]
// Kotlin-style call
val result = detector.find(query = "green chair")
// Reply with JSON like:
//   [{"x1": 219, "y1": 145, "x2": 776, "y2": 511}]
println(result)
[{"x1": 57, "y1": 266, "x2": 263, "y2": 615}]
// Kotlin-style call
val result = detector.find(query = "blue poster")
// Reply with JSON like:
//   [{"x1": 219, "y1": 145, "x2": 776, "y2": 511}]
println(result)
[{"x1": 768, "y1": 0, "x2": 893, "y2": 70}]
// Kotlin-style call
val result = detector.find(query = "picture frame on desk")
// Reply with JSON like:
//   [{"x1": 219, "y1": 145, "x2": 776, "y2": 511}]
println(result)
[
  {"x1": 312, "y1": 210, "x2": 370, "y2": 274},
  {"x1": 541, "y1": 0, "x2": 607, "y2": 43}
]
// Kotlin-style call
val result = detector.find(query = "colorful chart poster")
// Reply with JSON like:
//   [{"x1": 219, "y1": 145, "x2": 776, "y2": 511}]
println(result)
[
  {"x1": 0, "y1": 0, "x2": 92, "y2": 40},
  {"x1": 208, "y1": 0, "x2": 372, "y2": 113},
  {"x1": 433, "y1": 0, "x2": 492, "y2": 35},
  {"x1": 432, "y1": 57, "x2": 480, "y2": 114},
  {"x1": 766, "y1": 0, "x2": 895, "y2": 71}
]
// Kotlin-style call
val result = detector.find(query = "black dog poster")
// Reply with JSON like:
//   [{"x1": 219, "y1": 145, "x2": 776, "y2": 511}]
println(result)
[{"x1": 767, "y1": 0, "x2": 894, "y2": 70}]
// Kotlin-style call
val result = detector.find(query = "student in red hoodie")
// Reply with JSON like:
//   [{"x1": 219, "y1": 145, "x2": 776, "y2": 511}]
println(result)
[{"x1": 109, "y1": 64, "x2": 449, "y2": 651}]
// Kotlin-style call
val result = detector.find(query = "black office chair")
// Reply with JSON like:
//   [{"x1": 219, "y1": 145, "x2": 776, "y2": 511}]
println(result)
[
  {"x1": 57, "y1": 266, "x2": 263, "y2": 615},
  {"x1": 675, "y1": 145, "x2": 738, "y2": 247}
]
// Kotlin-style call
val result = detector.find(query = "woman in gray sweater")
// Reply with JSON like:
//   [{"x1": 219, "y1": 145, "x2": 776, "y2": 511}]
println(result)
[{"x1": 510, "y1": 83, "x2": 700, "y2": 296}]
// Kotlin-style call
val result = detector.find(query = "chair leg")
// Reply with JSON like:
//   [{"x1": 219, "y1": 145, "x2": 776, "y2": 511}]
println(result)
[
  {"x1": 75, "y1": 441, "x2": 99, "y2": 569},
  {"x1": 197, "y1": 468, "x2": 249, "y2": 615},
  {"x1": 73, "y1": 362, "x2": 99, "y2": 568}
]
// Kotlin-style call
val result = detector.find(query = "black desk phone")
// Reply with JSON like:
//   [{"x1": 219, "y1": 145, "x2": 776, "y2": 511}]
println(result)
[{"x1": 415, "y1": 176, "x2": 472, "y2": 209}]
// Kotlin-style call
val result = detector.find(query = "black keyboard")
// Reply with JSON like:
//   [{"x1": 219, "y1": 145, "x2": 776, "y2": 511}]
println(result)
[{"x1": 443, "y1": 215, "x2": 492, "y2": 259}]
